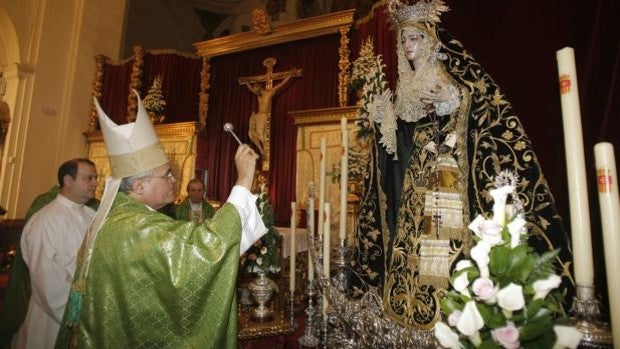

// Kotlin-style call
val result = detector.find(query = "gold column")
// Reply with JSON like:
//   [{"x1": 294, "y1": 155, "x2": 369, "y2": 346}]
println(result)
[
  {"x1": 127, "y1": 45, "x2": 145, "y2": 122},
  {"x1": 198, "y1": 57, "x2": 210, "y2": 132},
  {"x1": 337, "y1": 26, "x2": 351, "y2": 107},
  {"x1": 88, "y1": 54, "x2": 107, "y2": 132}
]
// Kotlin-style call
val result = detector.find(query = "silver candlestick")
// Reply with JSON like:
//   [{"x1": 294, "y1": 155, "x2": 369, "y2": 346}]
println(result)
[
  {"x1": 570, "y1": 284, "x2": 613, "y2": 347},
  {"x1": 298, "y1": 279, "x2": 320, "y2": 348},
  {"x1": 332, "y1": 240, "x2": 348, "y2": 292},
  {"x1": 289, "y1": 291, "x2": 298, "y2": 331}
]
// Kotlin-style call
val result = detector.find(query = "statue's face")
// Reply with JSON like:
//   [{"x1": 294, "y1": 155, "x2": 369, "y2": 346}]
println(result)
[{"x1": 400, "y1": 27, "x2": 431, "y2": 63}]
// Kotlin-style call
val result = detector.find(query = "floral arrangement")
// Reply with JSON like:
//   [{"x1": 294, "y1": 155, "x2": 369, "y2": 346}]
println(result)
[
  {"x1": 350, "y1": 37, "x2": 392, "y2": 140},
  {"x1": 142, "y1": 76, "x2": 166, "y2": 115},
  {"x1": 240, "y1": 183, "x2": 281, "y2": 274},
  {"x1": 350, "y1": 37, "x2": 397, "y2": 157},
  {"x1": 434, "y1": 172, "x2": 582, "y2": 349},
  {"x1": 327, "y1": 145, "x2": 369, "y2": 185}
]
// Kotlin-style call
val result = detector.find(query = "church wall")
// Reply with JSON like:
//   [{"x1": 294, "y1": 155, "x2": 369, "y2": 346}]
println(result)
[{"x1": 0, "y1": 0, "x2": 127, "y2": 218}]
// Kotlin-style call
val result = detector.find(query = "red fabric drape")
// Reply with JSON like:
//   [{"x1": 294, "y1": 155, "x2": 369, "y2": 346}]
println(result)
[
  {"x1": 197, "y1": 34, "x2": 341, "y2": 225},
  {"x1": 100, "y1": 59, "x2": 133, "y2": 125},
  {"x1": 141, "y1": 53, "x2": 202, "y2": 123}
]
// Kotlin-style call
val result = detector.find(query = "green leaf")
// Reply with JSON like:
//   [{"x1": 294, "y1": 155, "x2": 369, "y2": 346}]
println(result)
[
  {"x1": 519, "y1": 319, "x2": 552, "y2": 341},
  {"x1": 508, "y1": 254, "x2": 536, "y2": 283},
  {"x1": 478, "y1": 339, "x2": 502, "y2": 349},
  {"x1": 525, "y1": 299, "x2": 543, "y2": 319},
  {"x1": 476, "y1": 303, "x2": 506, "y2": 328},
  {"x1": 489, "y1": 245, "x2": 510, "y2": 276},
  {"x1": 441, "y1": 296, "x2": 463, "y2": 314},
  {"x1": 522, "y1": 332, "x2": 557, "y2": 349}
]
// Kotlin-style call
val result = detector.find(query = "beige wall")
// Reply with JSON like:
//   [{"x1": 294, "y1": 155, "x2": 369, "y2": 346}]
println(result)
[{"x1": 0, "y1": 0, "x2": 127, "y2": 218}]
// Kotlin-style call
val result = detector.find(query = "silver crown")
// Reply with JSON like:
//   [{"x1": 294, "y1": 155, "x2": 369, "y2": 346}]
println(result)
[{"x1": 388, "y1": 0, "x2": 449, "y2": 27}]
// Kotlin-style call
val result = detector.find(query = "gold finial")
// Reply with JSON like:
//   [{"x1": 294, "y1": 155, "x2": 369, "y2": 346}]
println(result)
[{"x1": 251, "y1": 8, "x2": 272, "y2": 35}]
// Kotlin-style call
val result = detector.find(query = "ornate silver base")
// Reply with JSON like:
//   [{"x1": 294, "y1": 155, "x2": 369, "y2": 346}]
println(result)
[
  {"x1": 299, "y1": 279, "x2": 320, "y2": 348},
  {"x1": 570, "y1": 284, "x2": 614, "y2": 348},
  {"x1": 249, "y1": 273, "x2": 274, "y2": 321},
  {"x1": 289, "y1": 293, "x2": 298, "y2": 331}
]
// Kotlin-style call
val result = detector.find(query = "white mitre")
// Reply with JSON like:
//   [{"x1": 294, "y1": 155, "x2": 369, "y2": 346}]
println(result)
[{"x1": 94, "y1": 89, "x2": 168, "y2": 178}]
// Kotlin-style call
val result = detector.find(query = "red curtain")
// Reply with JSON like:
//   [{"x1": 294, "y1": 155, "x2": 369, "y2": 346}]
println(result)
[
  {"x1": 197, "y1": 34, "x2": 341, "y2": 225},
  {"x1": 100, "y1": 59, "x2": 133, "y2": 124},
  {"x1": 141, "y1": 53, "x2": 202, "y2": 123}
]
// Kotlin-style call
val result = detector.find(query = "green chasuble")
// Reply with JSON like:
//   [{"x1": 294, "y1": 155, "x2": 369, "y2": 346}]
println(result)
[
  {"x1": 173, "y1": 198, "x2": 215, "y2": 222},
  {"x1": 56, "y1": 192, "x2": 242, "y2": 349}
]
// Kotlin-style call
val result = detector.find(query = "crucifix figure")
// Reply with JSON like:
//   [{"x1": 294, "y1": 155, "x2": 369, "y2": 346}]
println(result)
[{"x1": 239, "y1": 57, "x2": 302, "y2": 172}]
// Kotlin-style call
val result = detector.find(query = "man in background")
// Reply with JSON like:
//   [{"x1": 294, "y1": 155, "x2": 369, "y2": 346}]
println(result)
[
  {"x1": 13, "y1": 159, "x2": 98, "y2": 348},
  {"x1": 174, "y1": 178, "x2": 215, "y2": 223},
  {"x1": 0, "y1": 182, "x2": 99, "y2": 348}
]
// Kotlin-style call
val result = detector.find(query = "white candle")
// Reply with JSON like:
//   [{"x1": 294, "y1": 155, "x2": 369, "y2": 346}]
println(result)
[
  {"x1": 556, "y1": 47, "x2": 594, "y2": 287},
  {"x1": 318, "y1": 137, "x2": 327, "y2": 237},
  {"x1": 594, "y1": 142, "x2": 620, "y2": 345},
  {"x1": 290, "y1": 202, "x2": 296, "y2": 294},
  {"x1": 307, "y1": 191, "x2": 314, "y2": 282},
  {"x1": 340, "y1": 117, "x2": 349, "y2": 241},
  {"x1": 323, "y1": 202, "x2": 331, "y2": 319},
  {"x1": 323, "y1": 202, "x2": 331, "y2": 278}
]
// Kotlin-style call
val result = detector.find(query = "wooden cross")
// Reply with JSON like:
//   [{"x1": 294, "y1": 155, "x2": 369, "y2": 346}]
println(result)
[{"x1": 238, "y1": 58, "x2": 302, "y2": 172}]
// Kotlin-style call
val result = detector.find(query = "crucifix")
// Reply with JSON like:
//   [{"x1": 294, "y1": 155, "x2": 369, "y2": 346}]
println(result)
[{"x1": 238, "y1": 57, "x2": 302, "y2": 172}]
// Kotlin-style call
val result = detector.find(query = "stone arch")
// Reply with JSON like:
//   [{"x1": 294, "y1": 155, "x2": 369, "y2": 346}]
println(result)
[{"x1": 0, "y1": 8, "x2": 20, "y2": 67}]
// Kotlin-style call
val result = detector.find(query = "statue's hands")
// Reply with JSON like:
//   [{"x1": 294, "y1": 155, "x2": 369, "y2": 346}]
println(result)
[
  {"x1": 420, "y1": 84, "x2": 453, "y2": 104},
  {"x1": 234, "y1": 144, "x2": 259, "y2": 190}
]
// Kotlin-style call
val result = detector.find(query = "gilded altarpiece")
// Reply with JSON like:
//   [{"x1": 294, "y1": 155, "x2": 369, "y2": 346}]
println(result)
[
  {"x1": 84, "y1": 121, "x2": 197, "y2": 202},
  {"x1": 290, "y1": 106, "x2": 361, "y2": 244}
]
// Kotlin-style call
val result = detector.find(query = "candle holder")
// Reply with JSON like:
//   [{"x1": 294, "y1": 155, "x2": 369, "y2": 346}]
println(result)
[
  {"x1": 298, "y1": 279, "x2": 320, "y2": 348},
  {"x1": 332, "y1": 240, "x2": 348, "y2": 293},
  {"x1": 570, "y1": 284, "x2": 613, "y2": 348},
  {"x1": 289, "y1": 292, "x2": 298, "y2": 331},
  {"x1": 316, "y1": 232, "x2": 324, "y2": 262},
  {"x1": 322, "y1": 310, "x2": 329, "y2": 349}
]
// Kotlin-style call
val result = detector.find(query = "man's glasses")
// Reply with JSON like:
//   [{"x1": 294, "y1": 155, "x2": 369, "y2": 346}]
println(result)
[{"x1": 145, "y1": 171, "x2": 176, "y2": 183}]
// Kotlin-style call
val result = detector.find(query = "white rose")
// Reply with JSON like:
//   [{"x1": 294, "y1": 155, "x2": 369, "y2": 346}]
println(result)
[
  {"x1": 553, "y1": 325, "x2": 583, "y2": 349},
  {"x1": 507, "y1": 216, "x2": 526, "y2": 249},
  {"x1": 533, "y1": 274, "x2": 562, "y2": 300},
  {"x1": 469, "y1": 215, "x2": 504, "y2": 246},
  {"x1": 456, "y1": 301, "x2": 485, "y2": 336},
  {"x1": 256, "y1": 257, "x2": 263, "y2": 265},
  {"x1": 470, "y1": 241, "x2": 491, "y2": 278},
  {"x1": 472, "y1": 277, "x2": 498, "y2": 304},
  {"x1": 490, "y1": 185, "x2": 514, "y2": 225},
  {"x1": 496, "y1": 283, "x2": 525, "y2": 311},
  {"x1": 434, "y1": 322, "x2": 462, "y2": 349}
]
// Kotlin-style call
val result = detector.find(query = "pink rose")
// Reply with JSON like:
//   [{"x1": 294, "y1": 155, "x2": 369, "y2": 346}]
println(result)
[
  {"x1": 472, "y1": 277, "x2": 497, "y2": 303},
  {"x1": 491, "y1": 322, "x2": 520, "y2": 349},
  {"x1": 447, "y1": 310, "x2": 462, "y2": 327},
  {"x1": 248, "y1": 253, "x2": 257, "y2": 261}
]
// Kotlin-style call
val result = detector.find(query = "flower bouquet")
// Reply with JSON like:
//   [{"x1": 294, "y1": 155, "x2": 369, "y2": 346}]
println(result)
[
  {"x1": 240, "y1": 185, "x2": 281, "y2": 274},
  {"x1": 434, "y1": 172, "x2": 582, "y2": 349}
]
